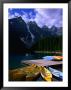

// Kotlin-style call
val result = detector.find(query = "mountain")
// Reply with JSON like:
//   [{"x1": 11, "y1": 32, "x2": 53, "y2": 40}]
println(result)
[
  {"x1": 9, "y1": 17, "x2": 62, "y2": 53},
  {"x1": 9, "y1": 17, "x2": 34, "y2": 54},
  {"x1": 28, "y1": 21, "x2": 44, "y2": 41},
  {"x1": 41, "y1": 25, "x2": 51, "y2": 37},
  {"x1": 41, "y1": 25, "x2": 62, "y2": 36},
  {"x1": 9, "y1": 17, "x2": 35, "y2": 49},
  {"x1": 50, "y1": 26, "x2": 62, "y2": 36},
  {"x1": 56, "y1": 27, "x2": 62, "y2": 36}
]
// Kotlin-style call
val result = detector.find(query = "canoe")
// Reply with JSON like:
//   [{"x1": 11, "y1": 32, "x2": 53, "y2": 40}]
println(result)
[
  {"x1": 42, "y1": 56, "x2": 54, "y2": 61},
  {"x1": 40, "y1": 67, "x2": 52, "y2": 81},
  {"x1": 25, "y1": 64, "x2": 40, "y2": 81},
  {"x1": 53, "y1": 56, "x2": 63, "y2": 61},
  {"x1": 9, "y1": 64, "x2": 40, "y2": 81},
  {"x1": 49, "y1": 67, "x2": 63, "y2": 80},
  {"x1": 9, "y1": 69, "x2": 26, "y2": 81},
  {"x1": 42, "y1": 56, "x2": 63, "y2": 61},
  {"x1": 26, "y1": 72, "x2": 40, "y2": 81}
]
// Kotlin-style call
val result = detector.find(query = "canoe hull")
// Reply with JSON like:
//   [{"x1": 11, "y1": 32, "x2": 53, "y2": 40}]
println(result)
[
  {"x1": 41, "y1": 73, "x2": 52, "y2": 81},
  {"x1": 49, "y1": 67, "x2": 63, "y2": 81},
  {"x1": 26, "y1": 73, "x2": 40, "y2": 81},
  {"x1": 40, "y1": 67, "x2": 52, "y2": 81}
]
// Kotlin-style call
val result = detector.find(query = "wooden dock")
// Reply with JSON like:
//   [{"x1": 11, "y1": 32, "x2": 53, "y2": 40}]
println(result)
[{"x1": 21, "y1": 59, "x2": 62, "y2": 67}]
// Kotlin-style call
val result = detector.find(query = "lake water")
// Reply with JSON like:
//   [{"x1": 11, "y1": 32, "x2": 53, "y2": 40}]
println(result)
[
  {"x1": 9, "y1": 53, "x2": 62, "y2": 70},
  {"x1": 9, "y1": 53, "x2": 59, "y2": 69}
]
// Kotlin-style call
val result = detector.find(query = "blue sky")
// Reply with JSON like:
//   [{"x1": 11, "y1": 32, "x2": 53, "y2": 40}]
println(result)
[{"x1": 8, "y1": 8, "x2": 62, "y2": 28}]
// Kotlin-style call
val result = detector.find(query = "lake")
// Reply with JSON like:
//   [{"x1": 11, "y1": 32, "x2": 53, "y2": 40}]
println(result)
[{"x1": 9, "y1": 52, "x2": 62, "y2": 70}]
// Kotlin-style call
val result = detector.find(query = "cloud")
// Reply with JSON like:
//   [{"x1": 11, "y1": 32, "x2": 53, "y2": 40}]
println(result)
[
  {"x1": 14, "y1": 12, "x2": 20, "y2": 17},
  {"x1": 33, "y1": 8, "x2": 62, "y2": 27},
  {"x1": 8, "y1": 13, "x2": 14, "y2": 19},
  {"x1": 8, "y1": 8, "x2": 62, "y2": 28},
  {"x1": 21, "y1": 11, "x2": 30, "y2": 22}
]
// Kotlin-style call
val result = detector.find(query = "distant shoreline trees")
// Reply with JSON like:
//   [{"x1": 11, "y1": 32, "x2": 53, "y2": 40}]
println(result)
[{"x1": 32, "y1": 36, "x2": 62, "y2": 52}]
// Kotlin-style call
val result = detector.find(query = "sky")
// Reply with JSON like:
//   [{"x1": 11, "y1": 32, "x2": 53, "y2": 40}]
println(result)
[{"x1": 8, "y1": 8, "x2": 63, "y2": 28}]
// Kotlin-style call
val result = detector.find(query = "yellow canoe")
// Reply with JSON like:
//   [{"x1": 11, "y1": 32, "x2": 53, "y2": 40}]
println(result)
[
  {"x1": 40, "y1": 67, "x2": 52, "y2": 81},
  {"x1": 53, "y1": 56, "x2": 63, "y2": 61},
  {"x1": 9, "y1": 64, "x2": 40, "y2": 81}
]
